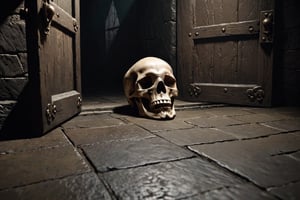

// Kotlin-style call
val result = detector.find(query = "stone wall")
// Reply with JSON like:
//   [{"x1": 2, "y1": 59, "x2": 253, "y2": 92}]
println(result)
[
  {"x1": 0, "y1": 2, "x2": 28, "y2": 130},
  {"x1": 274, "y1": 0, "x2": 300, "y2": 105},
  {"x1": 138, "y1": 0, "x2": 177, "y2": 73}
]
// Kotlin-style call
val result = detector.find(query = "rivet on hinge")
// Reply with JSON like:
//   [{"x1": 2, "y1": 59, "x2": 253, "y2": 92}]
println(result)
[
  {"x1": 246, "y1": 86, "x2": 265, "y2": 103},
  {"x1": 189, "y1": 85, "x2": 202, "y2": 97},
  {"x1": 46, "y1": 103, "x2": 57, "y2": 123},
  {"x1": 73, "y1": 19, "x2": 79, "y2": 32},
  {"x1": 77, "y1": 96, "x2": 82, "y2": 108}
]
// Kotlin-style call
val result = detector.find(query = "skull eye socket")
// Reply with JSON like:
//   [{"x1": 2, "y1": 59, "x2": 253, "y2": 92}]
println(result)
[
  {"x1": 138, "y1": 76, "x2": 153, "y2": 89},
  {"x1": 164, "y1": 75, "x2": 176, "y2": 87}
]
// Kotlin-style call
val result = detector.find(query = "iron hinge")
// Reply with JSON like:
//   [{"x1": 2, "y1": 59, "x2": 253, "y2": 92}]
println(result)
[
  {"x1": 260, "y1": 10, "x2": 274, "y2": 44},
  {"x1": 46, "y1": 103, "x2": 57, "y2": 123},
  {"x1": 246, "y1": 86, "x2": 265, "y2": 103}
]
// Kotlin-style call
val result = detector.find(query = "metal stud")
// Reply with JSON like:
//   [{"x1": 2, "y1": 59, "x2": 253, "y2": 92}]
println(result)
[{"x1": 249, "y1": 26, "x2": 254, "y2": 32}]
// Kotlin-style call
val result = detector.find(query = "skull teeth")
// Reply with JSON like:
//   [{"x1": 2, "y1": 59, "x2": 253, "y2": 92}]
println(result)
[{"x1": 151, "y1": 99, "x2": 171, "y2": 106}]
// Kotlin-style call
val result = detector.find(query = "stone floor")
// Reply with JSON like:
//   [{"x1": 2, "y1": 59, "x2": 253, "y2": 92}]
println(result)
[{"x1": 0, "y1": 97, "x2": 300, "y2": 199}]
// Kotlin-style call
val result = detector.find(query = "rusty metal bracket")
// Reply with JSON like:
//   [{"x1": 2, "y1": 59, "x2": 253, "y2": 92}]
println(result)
[
  {"x1": 77, "y1": 96, "x2": 82, "y2": 108},
  {"x1": 46, "y1": 103, "x2": 57, "y2": 123},
  {"x1": 260, "y1": 10, "x2": 274, "y2": 44},
  {"x1": 188, "y1": 84, "x2": 202, "y2": 97},
  {"x1": 246, "y1": 86, "x2": 265, "y2": 103},
  {"x1": 42, "y1": 1, "x2": 55, "y2": 35}
]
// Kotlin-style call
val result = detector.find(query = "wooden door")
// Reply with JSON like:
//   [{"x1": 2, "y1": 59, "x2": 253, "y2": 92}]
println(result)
[
  {"x1": 177, "y1": 0, "x2": 275, "y2": 106},
  {"x1": 26, "y1": 0, "x2": 81, "y2": 134}
]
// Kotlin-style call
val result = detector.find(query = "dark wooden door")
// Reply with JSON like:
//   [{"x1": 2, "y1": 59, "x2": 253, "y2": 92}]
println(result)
[
  {"x1": 177, "y1": 0, "x2": 275, "y2": 106},
  {"x1": 26, "y1": 0, "x2": 81, "y2": 134}
]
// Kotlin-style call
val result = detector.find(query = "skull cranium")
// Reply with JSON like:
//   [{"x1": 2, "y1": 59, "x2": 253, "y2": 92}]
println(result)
[{"x1": 123, "y1": 57, "x2": 178, "y2": 119}]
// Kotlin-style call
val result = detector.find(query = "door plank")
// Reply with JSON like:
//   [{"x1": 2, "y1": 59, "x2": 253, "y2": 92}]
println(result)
[
  {"x1": 237, "y1": 39, "x2": 259, "y2": 84},
  {"x1": 239, "y1": 0, "x2": 259, "y2": 21},
  {"x1": 177, "y1": 0, "x2": 195, "y2": 98},
  {"x1": 195, "y1": 0, "x2": 238, "y2": 26},
  {"x1": 177, "y1": 0, "x2": 274, "y2": 106}
]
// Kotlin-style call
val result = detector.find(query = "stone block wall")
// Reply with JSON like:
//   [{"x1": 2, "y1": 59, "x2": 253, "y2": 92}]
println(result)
[
  {"x1": 274, "y1": 0, "x2": 300, "y2": 105},
  {"x1": 138, "y1": 0, "x2": 177, "y2": 72},
  {"x1": 0, "y1": 2, "x2": 28, "y2": 130}
]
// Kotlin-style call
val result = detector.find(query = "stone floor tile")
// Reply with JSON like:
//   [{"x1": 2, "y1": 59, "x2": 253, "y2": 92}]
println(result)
[
  {"x1": 0, "y1": 146, "x2": 90, "y2": 189},
  {"x1": 262, "y1": 118, "x2": 300, "y2": 132},
  {"x1": 274, "y1": 107, "x2": 300, "y2": 118},
  {"x1": 102, "y1": 158, "x2": 244, "y2": 200},
  {"x1": 289, "y1": 149, "x2": 300, "y2": 161},
  {"x1": 217, "y1": 123, "x2": 282, "y2": 139},
  {"x1": 189, "y1": 134, "x2": 300, "y2": 188},
  {"x1": 156, "y1": 127, "x2": 236, "y2": 146},
  {"x1": 231, "y1": 113, "x2": 291, "y2": 124},
  {"x1": 0, "y1": 128, "x2": 69, "y2": 154},
  {"x1": 185, "y1": 116, "x2": 245, "y2": 128},
  {"x1": 175, "y1": 109, "x2": 213, "y2": 120},
  {"x1": 82, "y1": 137, "x2": 194, "y2": 172},
  {"x1": 204, "y1": 106, "x2": 253, "y2": 117},
  {"x1": 62, "y1": 113, "x2": 126, "y2": 129},
  {"x1": 183, "y1": 183, "x2": 276, "y2": 200},
  {"x1": 125, "y1": 116, "x2": 194, "y2": 132},
  {"x1": 268, "y1": 182, "x2": 300, "y2": 200},
  {"x1": 247, "y1": 107, "x2": 300, "y2": 118},
  {"x1": 0, "y1": 173, "x2": 112, "y2": 200},
  {"x1": 65, "y1": 124, "x2": 154, "y2": 146}
]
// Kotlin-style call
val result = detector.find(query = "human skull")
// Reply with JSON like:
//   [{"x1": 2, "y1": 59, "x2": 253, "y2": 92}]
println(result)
[{"x1": 123, "y1": 57, "x2": 178, "y2": 119}]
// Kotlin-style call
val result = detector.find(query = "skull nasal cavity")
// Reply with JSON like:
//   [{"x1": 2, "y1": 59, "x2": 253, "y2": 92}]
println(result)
[{"x1": 157, "y1": 81, "x2": 166, "y2": 93}]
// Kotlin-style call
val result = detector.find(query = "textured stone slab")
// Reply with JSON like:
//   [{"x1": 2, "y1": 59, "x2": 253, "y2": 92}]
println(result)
[
  {"x1": 205, "y1": 106, "x2": 253, "y2": 117},
  {"x1": 217, "y1": 123, "x2": 282, "y2": 139},
  {"x1": 0, "y1": 54, "x2": 25, "y2": 77},
  {"x1": 62, "y1": 113, "x2": 126, "y2": 129},
  {"x1": 290, "y1": 148, "x2": 300, "y2": 161},
  {"x1": 156, "y1": 127, "x2": 236, "y2": 146},
  {"x1": 189, "y1": 133, "x2": 300, "y2": 188},
  {"x1": 183, "y1": 183, "x2": 276, "y2": 200},
  {"x1": 0, "y1": 173, "x2": 112, "y2": 200},
  {"x1": 0, "y1": 100, "x2": 15, "y2": 117},
  {"x1": 186, "y1": 116, "x2": 245, "y2": 128},
  {"x1": 82, "y1": 137, "x2": 194, "y2": 172},
  {"x1": 175, "y1": 109, "x2": 213, "y2": 119},
  {"x1": 268, "y1": 181, "x2": 300, "y2": 200},
  {"x1": 262, "y1": 118, "x2": 300, "y2": 132},
  {"x1": 231, "y1": 113, "x2": 290, "y2": 123},
  {"x1": 0, "y1": 128, "x2": 69, "y2": 154},
  {"x1": 126, "y1": 116, "x2": 194, "y2": 132},
  {"x1": 18, "y1": 53, "x2": 28, "y2": 73},
  {"x1": 273, "y1": 107, "x2": 300, "y2": 118},
  {"x1": 102, "y1": 158, "x2": 245, "y2": 199},
  {"x1": 249, "y1": 107, "x2": 300, "y2": 118},
  {"x1": 65, "y1": 124, "x2": 153, "y2": 146},
  {"x1": 0, "y1": 78, "x2": 27, "y2": 100},
  {"x1": 0, "y1": 16, "x2": 26, "y2": 53},
  {"x1": 0, "y1": 146, "x2": 90, "y2": 189}
]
